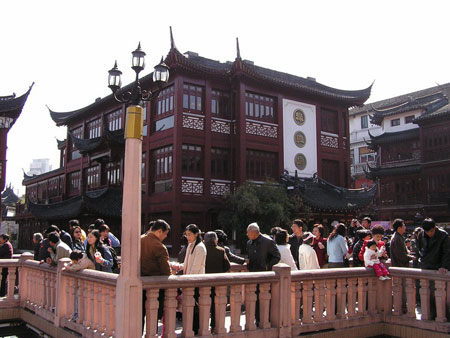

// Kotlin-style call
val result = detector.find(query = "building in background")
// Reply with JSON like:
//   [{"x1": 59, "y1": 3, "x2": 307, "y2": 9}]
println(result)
[
  {"x1": 16, "y1": 35, "x2": 373, "y2": 252},
  {"x1": 0, "y1": 85, "x2": 33, "y2": 225},
  {"x1": 354, "y1": 83, "x2": 450, "y2": 228},
  {"x1": 1, "y1": 185, "x2": 20, "y2": 248},
  {"x1": 349, "y1": 99, "x2": 381, "y2": 189},
  {"x1": 27, "y1": 159, "x2": 52, "y2": 176}
]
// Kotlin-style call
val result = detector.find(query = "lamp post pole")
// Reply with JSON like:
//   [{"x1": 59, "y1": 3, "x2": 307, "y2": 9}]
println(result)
[{"x1": 108, "y1": 43, "x2": 169, "y2": 337}]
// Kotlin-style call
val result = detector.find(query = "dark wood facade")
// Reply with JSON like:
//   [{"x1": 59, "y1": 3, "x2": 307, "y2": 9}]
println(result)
[
  {"x1": 365, "y1": 85, "x2": 450, "y2": 225},
  {"x1": 16, "y1": 40, "x2": 371, "y2": 253}
]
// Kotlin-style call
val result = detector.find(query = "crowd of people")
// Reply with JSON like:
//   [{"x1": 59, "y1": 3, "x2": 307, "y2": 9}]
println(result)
[
  {"x1": 0, "y1": 214, "x2": 449, "y2": 326},
  {"x1": 30, "y1": 219, "x2": 121, "y2": 273}
]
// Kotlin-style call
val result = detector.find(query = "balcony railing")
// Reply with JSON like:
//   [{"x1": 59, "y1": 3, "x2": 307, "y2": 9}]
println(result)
[{"x1": 0, "y1": 253, "x2": 449, "y2": 337}]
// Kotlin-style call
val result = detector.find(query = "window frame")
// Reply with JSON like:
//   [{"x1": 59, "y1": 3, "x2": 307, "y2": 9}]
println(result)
[
  {"x1": 391, "y1": 118, "x2": 400, "y2": 127},
  {"x1": 182, "y1": 144, "x2": 203, "y2": 177},
  {"x1": 245, "y1": 91, "x2": 276, "y2": 123},
  {"x1": 183, "y1": 84, "x2": 204, "y2": 114}
]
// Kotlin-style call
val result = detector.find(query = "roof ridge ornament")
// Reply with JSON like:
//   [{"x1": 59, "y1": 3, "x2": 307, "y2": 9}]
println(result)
[
  {"x1": 236, "y1": 37, "x2": 241, "y2": 60},
  {"x1": 170, "y1": 26, "x2": 176, "y2": 50}
]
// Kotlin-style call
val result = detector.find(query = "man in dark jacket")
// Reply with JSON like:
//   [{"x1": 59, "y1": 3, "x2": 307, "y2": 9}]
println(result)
[
  {"x1": 288, "y1": 219, "x2": 304, "y2": 269},
  {"x1": 390, "y1": 219, "x2": 415, "y2": 268},
  {"x1": 247, "y1": 223, "x2": 281, "y2": 272},
  {"x1": 416, "y1": 218, "x2": 450, "y2": 319},
  {"x1": 246, "y1": 222, "x2": 280, "y2": 327},
  {"x1": 0, "y1": 234, "x2": 13, "y2": 297},
  {"x1": 390, "y1": 219, "x2": 415, "y2": 313},
  {"x1": 32, "y1": 233, "x2": 43, "y2": 261},
  {"x1": 416, "y1": 218, "x2": 450, "y2": 272}
]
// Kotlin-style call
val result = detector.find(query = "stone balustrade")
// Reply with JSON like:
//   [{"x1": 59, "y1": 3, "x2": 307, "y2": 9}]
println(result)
[{"x1": 0, "y1": 254, "x2": 449, "y2": 338}]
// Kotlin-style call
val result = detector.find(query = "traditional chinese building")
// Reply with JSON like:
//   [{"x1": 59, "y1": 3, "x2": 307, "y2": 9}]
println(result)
[
  {"x1": 359, "y1": 83, "x2": 450, "y2": 226},
  {"x1": 0, "y1": 85, "x2": 33, "y2": 224},
  {"x1": 16, "y1": 34, "x2": 372, "y2": 252}
]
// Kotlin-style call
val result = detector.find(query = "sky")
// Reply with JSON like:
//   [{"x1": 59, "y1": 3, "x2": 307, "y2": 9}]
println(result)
[{"x1": 2, "y1": 0, "x2": 450, "y2": 196}]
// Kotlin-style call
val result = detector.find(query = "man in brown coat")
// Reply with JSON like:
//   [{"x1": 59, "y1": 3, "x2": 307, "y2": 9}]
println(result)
[{"x1": 141, "y1": 219, "x2": 171, "y2": 331}]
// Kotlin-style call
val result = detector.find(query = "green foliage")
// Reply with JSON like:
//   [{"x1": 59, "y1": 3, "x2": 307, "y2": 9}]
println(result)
[{"x1": 217, "y1": 181, "x2": 305, "y2": 251}]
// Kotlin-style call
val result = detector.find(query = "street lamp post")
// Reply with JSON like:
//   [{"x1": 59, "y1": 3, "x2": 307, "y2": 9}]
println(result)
[{"x1": 108, "y1": 43, "x2": 169, "y2": 338}]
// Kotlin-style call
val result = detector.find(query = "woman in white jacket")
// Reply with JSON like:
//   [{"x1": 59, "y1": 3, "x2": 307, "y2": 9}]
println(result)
[
  {"x1": 178, "y1": 224, "x2": 206, "y2": 335},
  {"x1": 183, "y1": 224, "x2": 206, "y2": 275},
  {"x1": 275, "y1": 229, "x2": 297, "y2": 270}
]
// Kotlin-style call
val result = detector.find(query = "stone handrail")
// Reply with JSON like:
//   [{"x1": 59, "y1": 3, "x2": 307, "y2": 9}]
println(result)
[{"x1": 60, "y1": 267, "x2": 118, "y2": 337}]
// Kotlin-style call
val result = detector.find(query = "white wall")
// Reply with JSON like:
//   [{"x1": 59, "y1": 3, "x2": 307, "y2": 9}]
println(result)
[
  {"x1": 382, "y1": 109, "x2": 421, "y2": 132},
  {"x1": 282, "y1": 99, "x2": 317, "y2": 177}
]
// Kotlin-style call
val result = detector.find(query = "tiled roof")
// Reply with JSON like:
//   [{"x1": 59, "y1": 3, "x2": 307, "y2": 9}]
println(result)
[
  {"x1": 0, "y1": 84, "x2": 33, "y2": 127},
  {"x1": 366, "y1": 128, "x2": 419, "y2": 151},
  {"x1": 27, "y1": 187, "x2": 122, "y2": 220},
  {"x1": 70, "y1": 129, "x2": 124, "y2": 153},
  {"x1": 281, "y1": 173, "x2": 375, "y2": 212},
  {"x1": 351, "y1": 83, "x2": 450, "y2": 125},
  {"x1": 365, "y1": 163, "x2": 421, "y2": 180},
  {"x1": 48, "y1": 47, "x2": 371, "y2": 126}
]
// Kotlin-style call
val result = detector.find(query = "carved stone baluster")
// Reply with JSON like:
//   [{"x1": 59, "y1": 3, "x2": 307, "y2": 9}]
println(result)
[
  {"x1": 32, "y1": 269, "x2": 37, "y2": 307},
  {"x1": 83, "y1": 280, "x2": 91, "y2": 327},
  {"x1": 383, "y1": 277, "x2": 393, "y2": 314},
  {"x1": 66, "y1": 277, "x2": 74, "y2": 320},
  {"x1": 434, "y1": 280, "x2": 446, "y2": 322},
  {"x1": 291, "y1": 282, "x2": 301, "y2": 325},
  {"x1": 43, "y1": 271, "x2": 49, "y2": 310},
  {"x1": 302, "y1": 280, "x2": 314, "y2": 324},
  {"x1": 26, "y1": 269, "x2": 32, "y2": 306},
  {"x1": 245, "y1": 283, "x2": 257, "y2": 331},
  {"x1": 51, "y1": 273, "x2": 56, "y2": 310},
  {"x1": 419, "y1": 279, "x2": 431, "y2": 320},
  {"x1": 347, "y1": 278, "x2": 357, "y2": 318},
  {"x1": 108, "y1": 286, "x2": 116, "y2": 337},
  {"x1": 325, "y1": 279, "x2": 336, "y2": 321},
  {"x1": 336, "y1": 279, "x2": 346, "y2": 320},
  {"x1": 314, "y1": 280, "x2": 325, "y2": 322},
  {"x1": 358, "y1": 277, "x2": 368, "y2": 316},
  {"x1": 41, "y1": 270, "x2": 46, "y2": 310},
  {"x1": 91, "y1": 282, "x2": 99, "y2": 331},
  {"x1": 6, "y1": 267, "x2": 16, "y2": 301},
  {"x1": 77, "y1": 279, "x2": 85, "y2": 325},
  {"x1": 229, "y1": 285, "x2": 243, "y2": 333},
  {"x1": 258, "y1": 283, "x2": 271, "y2": 329},
  {"x1": 392, "y1": 276, "x2": 402, "y2": 316},
  {"x1": 145, "y1": 289, "x2": 160, "y2": 338},
  {"x1": 405, "y1": 277, "x2": 416, "y2": 318},
  {"x1": 163, "y1": 288, "x2": 178, "y2": 338},
  {"x1": 198, "y1": 287, "x2": 212, "y2": 336},
  {"x1": 214, "y1": 285, "x2": 228, "y2": 334},
  {"x1": 99, "y1": 285, "x2": 107, "y2": 333},
  {"x1": 181, "y1": 287, "x2": 195, "y2": 338},
  {"x1": 367, "y1": 277, "x2": 377, "y2": 315}
]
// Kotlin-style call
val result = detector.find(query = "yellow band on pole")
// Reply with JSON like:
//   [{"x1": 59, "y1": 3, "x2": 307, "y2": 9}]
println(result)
[{"x1": 125, "y1": 105, "x2": 143, "y2": 139}]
